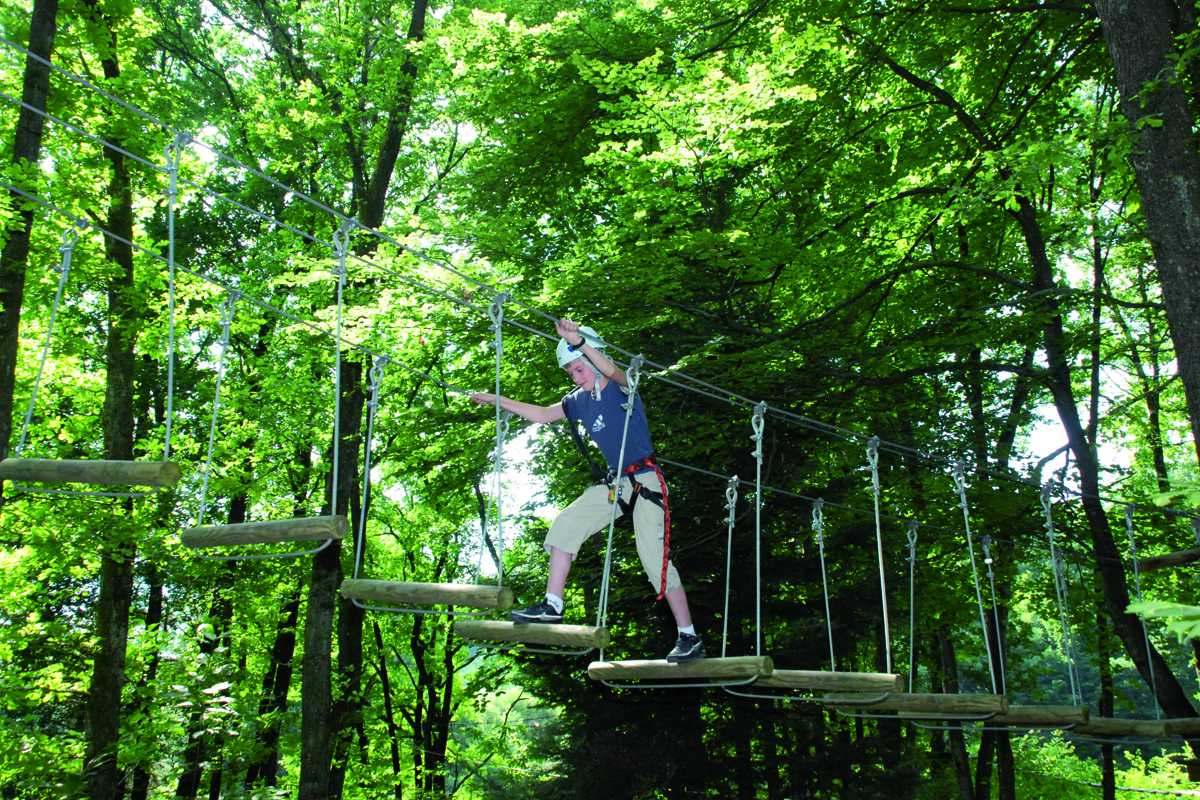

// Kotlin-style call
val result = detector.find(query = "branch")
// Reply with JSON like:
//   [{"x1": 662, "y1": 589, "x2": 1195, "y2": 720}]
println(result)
[{"x1": 685, "y1": 0, "x2": 772, "y2": 61}]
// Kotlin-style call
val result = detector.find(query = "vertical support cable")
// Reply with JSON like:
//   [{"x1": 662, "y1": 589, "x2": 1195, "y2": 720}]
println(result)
[
  {"x1": 1125, "y1": 503, "x2": 1160, "y2": 719},
  {"x1": 162, "y1": 133, "x2": 188, "y2": 462},
  {"x1": 486, "y1": 293, "x2": 510, "y2": 585},
  {"x1": 721, "y1": 476, "x2": 739, "y2": 659},
  {"x1": 596, "y1": 355, "x2": 643, "y2": 638},
  {"x1": 952, "y1": 461, "x2": 997, "y2": 694},
  {"x1": 194, "y1": 291, "x2": 240, "y2": 530},
  {"x1": 330, "y1": 219, "x2": 352, "y2": 513},
  {"x1": 907, "y1": 521, "x2": 918, "y2": 692},
  {"x1": 1040, "y1": 481, "x2": 1080, "y2": 704},
  {"x1": 867, "y1": 436, "x2": 893, "y2": 674},
  {"x1": 815, "y1": 498, "x2": 835, "y2": 670},
  {"x1": 981, "y1": 535, "x2": 1007, "y2": 695},
  {"x1": 14, "y1": 223, "x2": 82, "y2": 460},
  {"x1": 750, "y1": 402, "x2": 767, "y2": 658},
  {"x1": 352, "y1": 356, "x2": 386, "y2": 581}
]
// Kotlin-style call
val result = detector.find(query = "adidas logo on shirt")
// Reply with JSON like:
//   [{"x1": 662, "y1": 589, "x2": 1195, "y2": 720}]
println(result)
[{"x1": 592, "y1": 414, "x2": 606, "y2": 433}]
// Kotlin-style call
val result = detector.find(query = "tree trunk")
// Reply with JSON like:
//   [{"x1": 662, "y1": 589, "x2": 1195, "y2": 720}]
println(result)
[
  {"x1": 0, "y1": 0, "x2": 58, "y2": 477},
  {"x1": 1092, "y1": 0, "x2": 1200, "y2": 468},
  {"x1": 82, "y1": 8, "x2": 140, "y2": 796},
  {"x1": 1099, "y1": 612, "x2": 1117, "y2": 800},
  {"x1": 128, "y1": 563, "x2": 164, "y2": 800},
  {"x1": 372, "y1": 620, "x2": 404, "y2": 800},
  {"x1": 300, "y1": 357, "x2": 363, "y2": 799},
  {"x1": 245, "y1": 584, "x2": 302, "y2": 789},
  {"x1": 938, "y1": 625, "x2": 974, "y2": 800}
]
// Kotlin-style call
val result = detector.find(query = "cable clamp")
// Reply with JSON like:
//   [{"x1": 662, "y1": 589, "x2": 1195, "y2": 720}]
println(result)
[
  {"x1": 812, "y1": 497, "x2": 826, "y2": 543},
  {"x1": 906, "y1": 521, "x2": 919, "y2": 563}
]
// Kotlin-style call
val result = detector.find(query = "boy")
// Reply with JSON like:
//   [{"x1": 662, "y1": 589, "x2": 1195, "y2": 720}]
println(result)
[{"x1": 470, "y1": 318, "x2": 705, "y2": 662}]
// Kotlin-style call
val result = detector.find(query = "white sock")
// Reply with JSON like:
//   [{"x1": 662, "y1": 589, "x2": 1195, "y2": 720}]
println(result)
[
  {"x1": 545, "y1": 593, "x2": 564, "y2": 613},
  {"x1": 678, "y1": 625, "x2": 695, "y2": 636}
]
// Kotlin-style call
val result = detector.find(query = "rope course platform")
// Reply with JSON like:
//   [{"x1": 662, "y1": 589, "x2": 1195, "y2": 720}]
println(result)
[
  {"x1": 0, "y1": 458, "x2": 181, "y2": 488},
  {"x1": 455, "y1": 620, "x2": 610, "y2": 651},
  {"x1": 341, "y1": 579, "x2": 513, "y2": 611},
  {"x1": 181, "y1": 515, "x2": 350, "y2": 549},
  {"x1": 588, "y1": 655, "x2": 773, "y2": 684}
]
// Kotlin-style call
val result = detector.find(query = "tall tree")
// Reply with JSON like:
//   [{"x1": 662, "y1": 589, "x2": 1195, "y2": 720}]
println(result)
[{"x1": 0, "y1": 0, "x2": 58, "y2": 475}]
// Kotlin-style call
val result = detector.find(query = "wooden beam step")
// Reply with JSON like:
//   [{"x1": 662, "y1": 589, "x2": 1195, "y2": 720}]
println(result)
[
  {"x1": 181, "y1": 515, "x2": 349, "y2": 549},
  {"x1": 454, "y1": 620, "x2": 610, "y2": 649},
  {"x1": 340, "y1": 579, "x2": 514, "y2": 610},
  {"x1": 754, "y1": 669, "x2": 902, "y2": 693},
  {"x1": 1163, "y1": 718, "x2": 1200, "y2": 738},
  {"x1": 1075, "y1": 718, "x2": 1168, "y2": 738},
  {"x1": 989, "y1": 705, "x2": 1089, "y2": 726},
  {"x1": 829, "y1": 692, "x2": 1009, "y2": 715},
  {"x1": 589, "y1": 655, "x2": 772, "y2": 682},
  {"x1": 1138, "y1": 548, "x2": 1200, "y2": 571},
  {"x1": 0, "y1": 458, "x2": 182, "y2": 488}
]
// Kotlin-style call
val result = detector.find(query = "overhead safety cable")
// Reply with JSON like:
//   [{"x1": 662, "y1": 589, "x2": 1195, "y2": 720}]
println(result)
[{"x1": 4, "y1": 31, "x2": 1190, "y2": 526}]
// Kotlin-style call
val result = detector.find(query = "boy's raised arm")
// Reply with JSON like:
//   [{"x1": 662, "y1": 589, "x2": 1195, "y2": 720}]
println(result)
[{"x1": 556, "y1": 318, "x2": 627, "y2": 387}]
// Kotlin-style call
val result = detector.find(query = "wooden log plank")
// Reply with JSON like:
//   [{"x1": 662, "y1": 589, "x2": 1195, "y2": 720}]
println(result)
[
  {"x1": 988, "y1": 705, "x2": 1089, "y2": 726},
  {"x1": 827, "y1": 692, "x2": 1009, "y2": 715},
  {"x1": 754, "y1": 669, "x2": 903, "y2": 693},
  {"x1": 1162, "y1": 718, "x2": 1200, "y2": 737},
  {"x1": 181, "y1": 515, "x2": 349, "y2": 549},
  {"x1": 588, "y1": 656, "x2": 773, "y2": 682},
  {"x1": 0, "y1": 458, "x2": 182, "y2": 487},
  {"x1": 454, "y1": 620, "x2": 610, "y2": 649},
  {"x1": 340, "y1": 579, "x2": 514, "y2": 610},
  {"x1": 1075, "y1": 718, "x2": 1167, "y2": 738},
  {"x1": 1138, "y1": 548, "x2": 1200, "y2": 571}
]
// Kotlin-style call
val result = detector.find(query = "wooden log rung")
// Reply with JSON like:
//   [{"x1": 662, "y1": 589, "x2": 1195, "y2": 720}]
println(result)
[
  {"x1": 1075, "y1": 718, "x2": 1168, "y2": 738},
  {"x1": 828, "y1": 692, "x2": 1009, "y2": 715},
  {"x1": 989, "y1": 705, "x2": 1089, "y2": 727},
  {"x1": 1138, "y1": 548, "x2": 1200, "y2": 571},
  {"x1": 454, "y1": 620, "x2": 610, "y2": 649},
  {"x1": 589, "y1": 656, "x2": 773, "y2": 682},
  {"x1": 0, "y1": 458, "x2": 182, "y2": 488},
  {"x1": 1162, "y1": 718, "x2": 1200, "y2": 738},
  {"x1": 340, "y1": 579, "x2": 514, "y2": 610},
  {"x1": 753, "y1": 669, "x2": 903, "y2": 693},
  {"x1": 181, "y1": 515, "x2": 349, "y2": 549}
]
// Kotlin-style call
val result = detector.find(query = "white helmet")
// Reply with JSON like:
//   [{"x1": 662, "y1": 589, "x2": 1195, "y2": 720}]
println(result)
[{"x1": 556, "y1": 325, "x2": 604, "y2": 369}]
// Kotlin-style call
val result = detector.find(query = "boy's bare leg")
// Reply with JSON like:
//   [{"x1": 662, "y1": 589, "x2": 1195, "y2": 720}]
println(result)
[
  {"x1": 665, "y1": 585, "x2": 692, "y2": 628},
  {"x1": 546, "y1": 546, "x2": 573, "y2": 598}
]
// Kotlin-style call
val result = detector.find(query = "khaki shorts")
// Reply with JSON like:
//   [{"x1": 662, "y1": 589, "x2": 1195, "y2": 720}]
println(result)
[{"x1": 544, "y1": 471, "x2": 682, "y2": 594}]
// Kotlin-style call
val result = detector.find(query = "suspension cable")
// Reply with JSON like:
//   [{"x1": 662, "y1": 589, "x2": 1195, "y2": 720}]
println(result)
[
  {"x1": 352, "y1": 357, "x2": 386, "y2": 581},
  {"x1": 907, "y1": 520, "x2": 918, "y2": 692},
  {"x1": 720, "y1": 476, "x2": 739, "y2": 659},
  {"x1": 751, "y1": 401, "x2": 766, "y2": 658},
  {"x1": 981, "y1": 535, "x2": 1007, "y2": 695},
  {"x1": 867, "y1": 436, "x2": 893, "y2": 674},
  {"x1": 816, "y1": 498, "x2": 836, "y2": 670},
  {"x1": 193, "y1": 291, "x2": 241, "y2": 532},
  {"x1": 952, "y1": 461, "x2": 999, "y2": 694},
  {"x1": 596, "y1": 356, "x2": 644, "y2": 637},
  {"x1": 1125, "y1": 503, "x2": 1161, "y2": 720},
  {"x1": 1041, "y1": 481, "x2": 1081, "y2": 703}
]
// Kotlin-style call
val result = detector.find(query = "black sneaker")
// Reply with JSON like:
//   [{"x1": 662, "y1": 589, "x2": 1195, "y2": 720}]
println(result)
[
  {"x1": 509, "y1": 600, "x2": 564, "y2": 624},
  {"x1": 666, "y1": 632, "x2": 706, "y2": 663}
]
